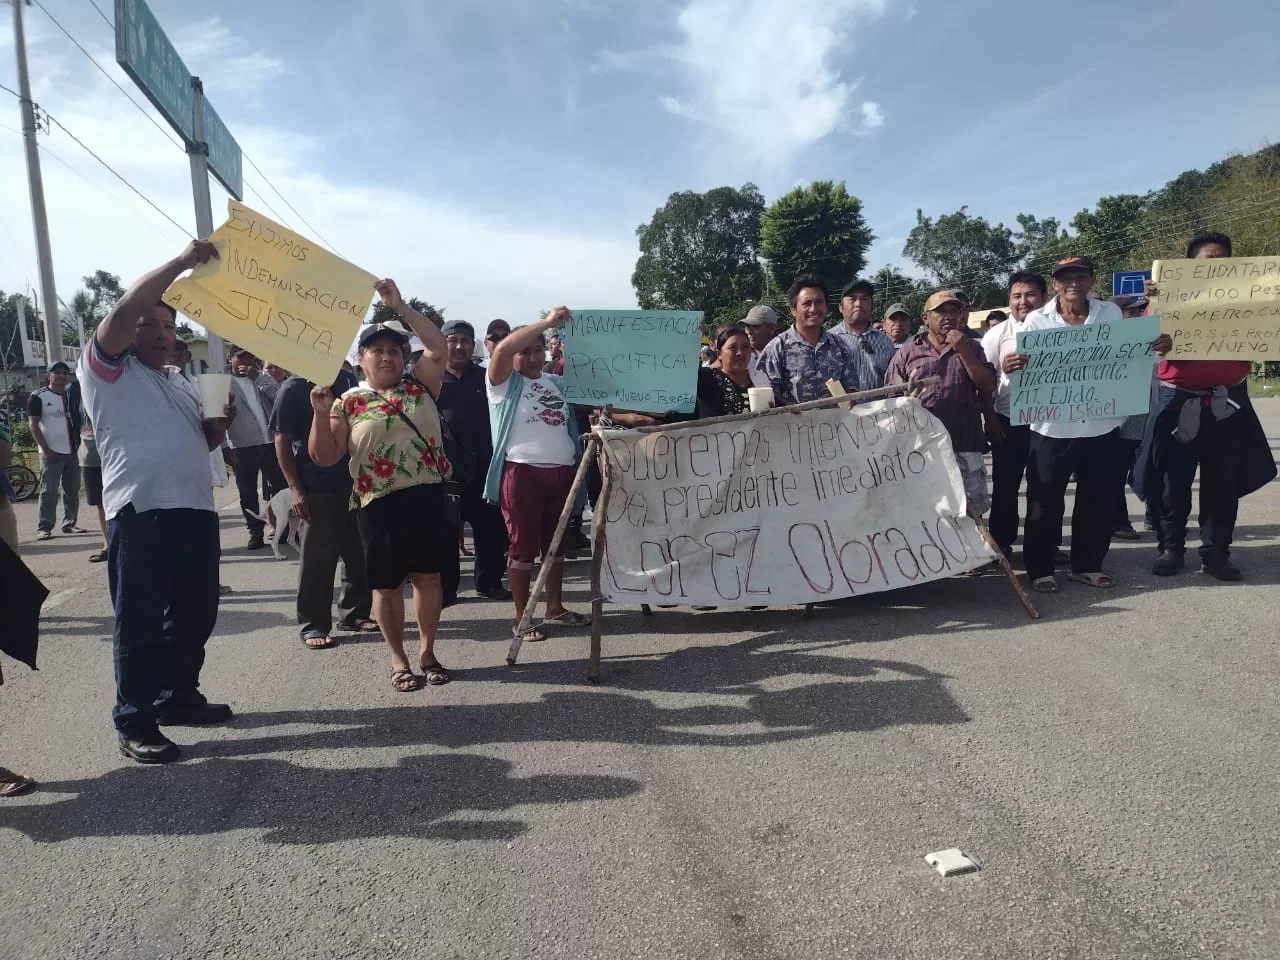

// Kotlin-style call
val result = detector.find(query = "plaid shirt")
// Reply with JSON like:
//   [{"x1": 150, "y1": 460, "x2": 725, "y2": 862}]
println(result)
[
  {"x1": 829, "y1": 324, "x2": 897, "y2": 386},
  {"x1": 760, "y1": 327, "x2": 879, "y2": 405},
  {"x1": 886, "y1": 333, "x2": 994, "y2": 452}
]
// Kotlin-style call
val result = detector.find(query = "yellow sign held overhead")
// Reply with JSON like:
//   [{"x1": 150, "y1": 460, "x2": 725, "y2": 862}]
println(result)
[
  {"x1": 164, "y1": 200, "x2": 377, "y2": 385},
  {"x1": 1152, "y1": 256, "x2": 1280, "y2": 359}
]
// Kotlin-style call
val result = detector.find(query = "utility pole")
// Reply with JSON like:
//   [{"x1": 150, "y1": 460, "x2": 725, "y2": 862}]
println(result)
[
  {"x1": 187, "y1": 77, "x2": 223, "y2": 371},
  {"x1": 12, "y1": 0, "x2": 63, "y2": 361}
]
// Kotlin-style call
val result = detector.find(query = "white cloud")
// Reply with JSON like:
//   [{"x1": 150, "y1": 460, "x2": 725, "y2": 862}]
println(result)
[{"x1": 660, "y1": 0, "x2": 890, "y2": 168}]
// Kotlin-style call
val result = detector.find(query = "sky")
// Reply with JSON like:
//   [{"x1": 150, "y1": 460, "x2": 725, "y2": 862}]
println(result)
[{"x1": 2, "y1": 0, "x2": 1279, "y2": 335}]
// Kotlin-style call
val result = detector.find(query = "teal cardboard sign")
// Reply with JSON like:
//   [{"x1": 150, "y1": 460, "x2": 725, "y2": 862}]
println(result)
[
  {"x1": 1011, "y1": 316, "x2": 1159, "y2": 424},
  {"x1": 561, "y1": 310, "x2": 703, "y2": 413}
]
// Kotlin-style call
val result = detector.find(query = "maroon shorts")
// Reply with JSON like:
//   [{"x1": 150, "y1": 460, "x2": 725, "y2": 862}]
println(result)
[{"x1": 499, "y1": 461, "x2": 576, "y2": 568}]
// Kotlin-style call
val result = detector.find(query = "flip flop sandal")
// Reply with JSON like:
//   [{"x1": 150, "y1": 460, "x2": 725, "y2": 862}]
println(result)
[
  {"x1": 1112, "y1": 529, "x2": 1142, "y2": 541},
  {"x1": 0, "y1": 768, "x2": 35, "y2": 797},
  {"x1": 521, "y1": 627, "x2": 548, "y2": 643},
  {"x1": 1068, "y1": 572, "x2": 1116, "y2": 589},
  {"x1": 35, "y1": 531, "x2": 52, "y2": 541},
  {"x1": 344, "y1": 618, "x2": 379, "y2": 632},
  {"x1": 420, "y1": 660, "x2": 452, "y2": 685},
  {"x1": 390, "y1": 668, "x2": 423, "y2": 692},
  {"x1": 88, "y1": 550, "x2": 108, "y2": 563},
  {"x1": 1031, "y1": 576, "x2": 1059, "y2": 594},
  {"x1": 545, "y1": 611, "x2": 590, "y2": 628},
  {"x1": 303, "y1": 635, "x2": 337, "y2": 650}
]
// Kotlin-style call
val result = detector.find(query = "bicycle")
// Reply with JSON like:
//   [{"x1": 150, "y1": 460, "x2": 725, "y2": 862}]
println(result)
[{"x1": 6, "y1": 463, "x2": 37, "y2": 502}]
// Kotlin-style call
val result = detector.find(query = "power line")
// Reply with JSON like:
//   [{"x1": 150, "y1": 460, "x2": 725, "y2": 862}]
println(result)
[
  {"x1": 87, "y1": 0, "x2": 114, "y2": 30},
  {"x1": 240, "y1": 178, "x2": 297, "y2": 231},
  {"x1": 31, "y1": 0, "x2": 184, "y2": 151},
  {"x1": 242, "y1": 152, "x2": 338, "y2": 251},
  {"x1": 42, "y1": 111, "x2": 193, "y2": 237}
]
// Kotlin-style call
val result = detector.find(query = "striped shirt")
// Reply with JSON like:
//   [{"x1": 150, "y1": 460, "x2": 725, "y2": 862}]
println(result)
[
  {"x1": 886, "y1": 333, "x2": 994, "y2": 453},
  {"x1": 829, "y1": 324, "x2": 897, "y2": 386}
]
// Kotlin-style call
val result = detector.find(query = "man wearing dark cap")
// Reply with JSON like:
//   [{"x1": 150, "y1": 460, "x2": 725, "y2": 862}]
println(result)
[
  {"x1": 1007, "y1": 257, "x2": 1128, "y2": 593},
  {"x1": 886, "y1": 290, "x2": 996, "y2": 518},
  {"x1": 483, "y1": 320, "x2": 511, "y2": 366},
  {"x1": 438, "y1": 319, "x2": 510, "y2": 601},
  {"x1": 832, "y1": 279, "x2": 896, "y2": 385},
  {"x1": 882, "y1": 303, "x2": 913, "y2": 347},
  {"x1": 226, "y1": 347, "x2": 284, "y2": 550},
  {"x1": 29, "y1": 359, "x2": 82, "y2": 539}
]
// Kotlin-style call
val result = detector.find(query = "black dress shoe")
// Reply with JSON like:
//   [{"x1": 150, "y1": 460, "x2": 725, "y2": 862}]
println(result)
[
  {"x1": 476, "y1": 585, "x2": 513, "y2": 601},
  {"x1": 119, "y1": 731, "x2": 181, "y2": 764},
  {"x1": 246, "y1": 534, "x2": 266, "y2": 550},
  {"x1": 157, "y1": 702, "x2": 233, "y2": 726},
  {"x1": 1152, "y1": 550, "x2": 1185, "y2": 576},
  {"x1": 1200, "y1": 556, "x2": 1242, "y2": 582}
]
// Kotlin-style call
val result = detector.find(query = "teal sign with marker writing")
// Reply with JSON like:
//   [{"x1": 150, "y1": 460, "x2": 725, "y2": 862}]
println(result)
[
  {"x1": 1011, "y1": 316, "x2": 1159, "y2": 424},
  {"x1": 561, "y1": 310, "x2": 703, "y2": 413}
]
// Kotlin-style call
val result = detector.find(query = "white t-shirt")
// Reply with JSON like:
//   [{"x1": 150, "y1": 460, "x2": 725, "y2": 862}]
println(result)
[
  {"x1": 1019, "y1": 297, "x2": 1126, "y2": 440},
  {"x1": 486, "y1": 374, "x2": 576, "y2": 466},
  {"x1": 981, "y1": 319, "x2": 1022, "y2": 418},
  {"x1": 78, "y1": 342, "x2": 215, "y2": 519},
  {"x1": 29, "y1": 387, "x2": 74, "y2": 455}
]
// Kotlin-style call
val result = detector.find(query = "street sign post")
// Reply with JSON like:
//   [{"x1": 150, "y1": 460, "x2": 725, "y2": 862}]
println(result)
[
  {"x1": 1113, "y1": 270, "x2": 1152, "y2": 297},
  {"x1": 115, "y1": 0, "x2": 243, "y2": 369}
]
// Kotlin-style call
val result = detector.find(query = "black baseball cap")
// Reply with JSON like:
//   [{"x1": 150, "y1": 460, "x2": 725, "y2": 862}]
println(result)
[
  {"x1": 357, "y1": 323, "x2": 409, "y2": 349},
  {"x1": 441, "y1": 319, "x2": 475, "y2": 339},
  {"x1": 485, "y1": 319, "x2": 511, "y2": 339},
  {"x1": 840, "y1": 279, "x2": 875, "y2": 299}
]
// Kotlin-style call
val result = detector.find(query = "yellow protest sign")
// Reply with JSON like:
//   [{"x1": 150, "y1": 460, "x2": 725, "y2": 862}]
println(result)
[
  {"x1": 164, "y1": 200, "x2": 376, "y2": 384},
  {"x1": 1152, "y1": 256, "x2": 1280, "y2": 359}
]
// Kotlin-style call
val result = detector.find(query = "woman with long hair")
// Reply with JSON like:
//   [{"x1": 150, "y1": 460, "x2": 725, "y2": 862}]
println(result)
[{"x1": 310, "y1": 279, "x2": 454, "y2": 692}]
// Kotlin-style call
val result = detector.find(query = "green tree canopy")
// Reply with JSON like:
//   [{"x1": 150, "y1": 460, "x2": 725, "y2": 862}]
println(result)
[
  {"x1": 902, "y1": 206, "x2": 1019, "y2": 308},
  {"x1": 760, "y1": 181, "x2": 875, "y2": 293},
  {"x1": 66, "y1": 270, "x2": 124, "y2": 344},
  {"x1": 370, "y1": 297, "x2": 443, "y2": 329},
  {"x1": 632, "y1": 183, "x2": 765, "y2": 319}
]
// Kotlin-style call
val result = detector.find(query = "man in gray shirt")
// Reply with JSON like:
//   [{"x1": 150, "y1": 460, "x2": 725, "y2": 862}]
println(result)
[
  {"x1": 226, "y1": 347, "x2": 284, "y2": 550},
  {"x1": 79, "y1": 239, "x2": 235, "y2": 765}
]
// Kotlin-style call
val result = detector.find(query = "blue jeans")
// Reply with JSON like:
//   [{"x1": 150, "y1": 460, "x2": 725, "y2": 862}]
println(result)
[
  {"x1": 107, "y1": 506, "x2": 221, "y2": 735},
  {"x1": 37, "y1": 452, "x2": 80, "y2": 532}
]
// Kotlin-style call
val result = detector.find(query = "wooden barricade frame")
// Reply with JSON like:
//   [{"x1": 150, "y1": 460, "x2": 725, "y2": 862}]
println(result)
[{"x1": 505, "y1": 377, "x2": 1038, "y2": 682}]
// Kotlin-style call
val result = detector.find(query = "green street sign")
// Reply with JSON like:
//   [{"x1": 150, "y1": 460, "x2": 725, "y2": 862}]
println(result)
[
  {"x1": 115, "y1": 0, "x2": 194, "y2": 143},
  {"x1": 115, "y1": 0, "x2": 243, "y2": 199},
  {"x1": 204, "y1": 100, "x2": 243, "y2": 200}
]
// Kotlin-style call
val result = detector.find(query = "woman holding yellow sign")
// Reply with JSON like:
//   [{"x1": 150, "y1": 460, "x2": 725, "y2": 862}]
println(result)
[{"x1": 309, "y1": 280, "x2": 455, "y2": 692}]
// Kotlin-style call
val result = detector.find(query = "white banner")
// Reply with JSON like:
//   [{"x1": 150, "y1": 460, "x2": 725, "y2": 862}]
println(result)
[{"x1": 598, "y1": 396, "x2": 996, "y2": 606}]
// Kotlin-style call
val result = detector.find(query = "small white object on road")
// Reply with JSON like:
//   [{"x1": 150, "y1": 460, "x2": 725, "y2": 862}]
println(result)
[{"x1": 924, "y1": 849, "x2": 980, "y2": 877}]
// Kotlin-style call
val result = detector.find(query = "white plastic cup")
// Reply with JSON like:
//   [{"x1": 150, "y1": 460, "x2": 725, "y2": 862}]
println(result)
[
  {"x1": 196, "y1": 373, "x2": 232, "y2": 419},
  {"x1": 747, "y1": 387, "x2": 773, "y2": 413}
]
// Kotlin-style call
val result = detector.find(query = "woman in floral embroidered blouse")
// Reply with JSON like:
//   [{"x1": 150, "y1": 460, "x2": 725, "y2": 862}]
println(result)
[{"x1": 310, "y1": 279, "x2": 455, "y2": 693}]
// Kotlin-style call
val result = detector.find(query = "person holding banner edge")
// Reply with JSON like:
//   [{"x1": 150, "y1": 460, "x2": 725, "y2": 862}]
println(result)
[
  {"x1": 309, "y1": 280, "x2": 454, "y2": 692},
  {"x1": 485, "y1": 308, "x2": 587, "y2": 644},
  {"x1": 1137, "y1": 232, "x2": 1277, "y2": 581}
]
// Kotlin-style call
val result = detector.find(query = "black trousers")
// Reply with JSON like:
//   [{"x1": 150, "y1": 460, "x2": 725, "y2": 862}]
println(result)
[
  {"x1": 1112, "y1": 438, "x2": 1141, "y2": 532},
  {"x1": 988, "y1": 416, "x2": 1030, "y2": 556},
  {"x1": 441, "y1": 470, "x2": 509, "y2": 602},
  {"x1": 233, "y1": 444, "x2": 285, "y2": 536},
  {"x1": 1024, "y1": 428, "x2": 1127, "y2": 581},
  {"x1": 296, "y1": 491, "x2": 371, "y2": 639},
  {"x1": 1153, "y1": 407, "x2": 1243, "y2": 561}
]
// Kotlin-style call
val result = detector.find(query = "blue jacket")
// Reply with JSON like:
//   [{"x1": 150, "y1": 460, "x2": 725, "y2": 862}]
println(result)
[{"x1": 484, "y1": 372, "x2": 584, "y2": 504}]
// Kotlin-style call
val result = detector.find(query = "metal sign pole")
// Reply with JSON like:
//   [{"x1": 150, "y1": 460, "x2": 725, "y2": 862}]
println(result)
[{"x1": 187, "y1": 77, "x2": 223, "y2": 371}]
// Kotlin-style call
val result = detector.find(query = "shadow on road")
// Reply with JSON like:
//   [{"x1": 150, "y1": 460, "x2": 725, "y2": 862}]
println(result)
[{"x1": 0, "y1": 754, "x2": 641, "y2": 846}]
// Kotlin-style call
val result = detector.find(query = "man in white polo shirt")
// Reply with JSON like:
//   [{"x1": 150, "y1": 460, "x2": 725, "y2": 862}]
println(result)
[
  {"x1": 79, "y1": 239, "x2": 236, "y2": 765},
  {"x1": 28, "y1": 360, "x2": 82, "y2": 539},
  {"x1": 1005, "y1": 257, "x2": 1128, "y2": 595}
]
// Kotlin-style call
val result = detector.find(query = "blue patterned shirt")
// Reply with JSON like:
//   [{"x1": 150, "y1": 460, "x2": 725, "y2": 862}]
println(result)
[
  {"x1": 829, "y1": 324, "x2": 897, "y2": 386},
  {"x1": 760, "y1": 326, "x2": 879, "y2": 406}
]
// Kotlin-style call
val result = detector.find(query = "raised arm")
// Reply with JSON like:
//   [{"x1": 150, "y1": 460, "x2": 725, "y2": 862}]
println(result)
[
  {"x1": 487, "y1": 306, "x2": 568, "y2": 387},
  {"x1": 96, "y1": 240, "x2": 218, "y2": 357},
  {"x1": 307, "y1": 385, "x2": 350, "y2": 468},
  {"x1": 372, "y1": 279, "x2": 447, "y2": 396}
]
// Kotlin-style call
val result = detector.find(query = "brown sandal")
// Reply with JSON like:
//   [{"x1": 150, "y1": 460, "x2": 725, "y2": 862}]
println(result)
[
  {"x1": 390, "y1": 668, "x2": 423, "y2": 692},
  {"x1": 420, "y1": 660, "x2": 451, "y2": 685},
  {"x1": 0, "y1": 767, "x2": 35, "y2": 797}
]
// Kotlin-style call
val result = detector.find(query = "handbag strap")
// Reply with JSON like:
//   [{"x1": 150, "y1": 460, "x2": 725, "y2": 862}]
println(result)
[{"x1": 395, "y1": 375, "x2": 472, "y2": 464}]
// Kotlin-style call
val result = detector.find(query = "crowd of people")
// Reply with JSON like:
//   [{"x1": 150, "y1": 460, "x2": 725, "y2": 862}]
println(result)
[{"x1": 0, "y1": 228, "x2": 1273, "y2": 795}]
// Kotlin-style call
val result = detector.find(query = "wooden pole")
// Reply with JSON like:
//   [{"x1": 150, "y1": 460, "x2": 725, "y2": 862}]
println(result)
[
  {"x1": 587, "y1": 443, "x2": 613, "y2": 683},
  {"x1": 972, "y1": 513, "x2": 1040, "y2": 620},
  {"x1": 506, "y1": 435, "x2": 602, "y2": 666}
]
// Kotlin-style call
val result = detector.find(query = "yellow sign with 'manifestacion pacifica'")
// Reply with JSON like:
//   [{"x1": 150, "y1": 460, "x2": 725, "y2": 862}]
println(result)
[
  {"x1": 164, "y1": 200, "x2": 376, "y2": 384},
  {"x1": 1152, "y1": 256, "x2": 1280, "y2": 360}
]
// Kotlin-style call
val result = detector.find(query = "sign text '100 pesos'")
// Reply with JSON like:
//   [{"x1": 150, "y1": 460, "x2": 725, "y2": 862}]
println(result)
[{"x1": 1153, "y1": 256, "x2": 1280, "y2": 359}]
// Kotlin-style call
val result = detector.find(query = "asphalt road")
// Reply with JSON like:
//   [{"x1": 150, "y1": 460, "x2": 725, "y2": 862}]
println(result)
[{"x1": 2, "y1": 405, "x2": 1278, "y2": 960}]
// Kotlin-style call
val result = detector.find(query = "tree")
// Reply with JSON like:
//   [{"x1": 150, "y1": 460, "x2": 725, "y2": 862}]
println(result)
[
  {"x1": 760, "y1": 181, "x2": 875, "y2": 292},
  {"x1": 632, "y1": 183, "x2": 765, "y2": 319},
  {"x1": 370, "y1": 297, "x2": 443, "y2": 329},
  {"x1": 66, "y1": 270, "x2": 123, "y2": 344},
  {"x1": 867, "y1": 266, "x2": 931, "y2": 321},
  {"x1": 902, "y1": 207, "x2": 1019, "y2": 308},
  {"x1": 1066, "y1": 193, "x2": 1149, "y2": 295},
  {"x1": 0, "y1": 292, "x2": 40, "y2": 372},
  {"x1": 1014, "y1": 213, "x2": 1070, "y2": 274}
]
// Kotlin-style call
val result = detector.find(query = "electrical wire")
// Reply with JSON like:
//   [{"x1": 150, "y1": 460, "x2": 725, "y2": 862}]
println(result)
[
  {"x1": 87, "y1": 0, "x2": 114, "y2": 30},
  {"x1": 31, "y1": 0, "x2": 185, "y2": 152},
  {"x1": 241, "y1": 152, "x2": 338, "y2": 251}
]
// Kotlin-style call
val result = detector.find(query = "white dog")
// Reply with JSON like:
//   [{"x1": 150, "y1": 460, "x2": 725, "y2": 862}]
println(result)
[{"x1": 247, "y1": 488, "x2": 306, "y2": 560}]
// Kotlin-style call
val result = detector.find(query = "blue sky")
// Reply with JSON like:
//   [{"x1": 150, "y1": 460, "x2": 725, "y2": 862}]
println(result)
[{"x1": 2, "y1": 0, "x2": 1279, "y2": 328}]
